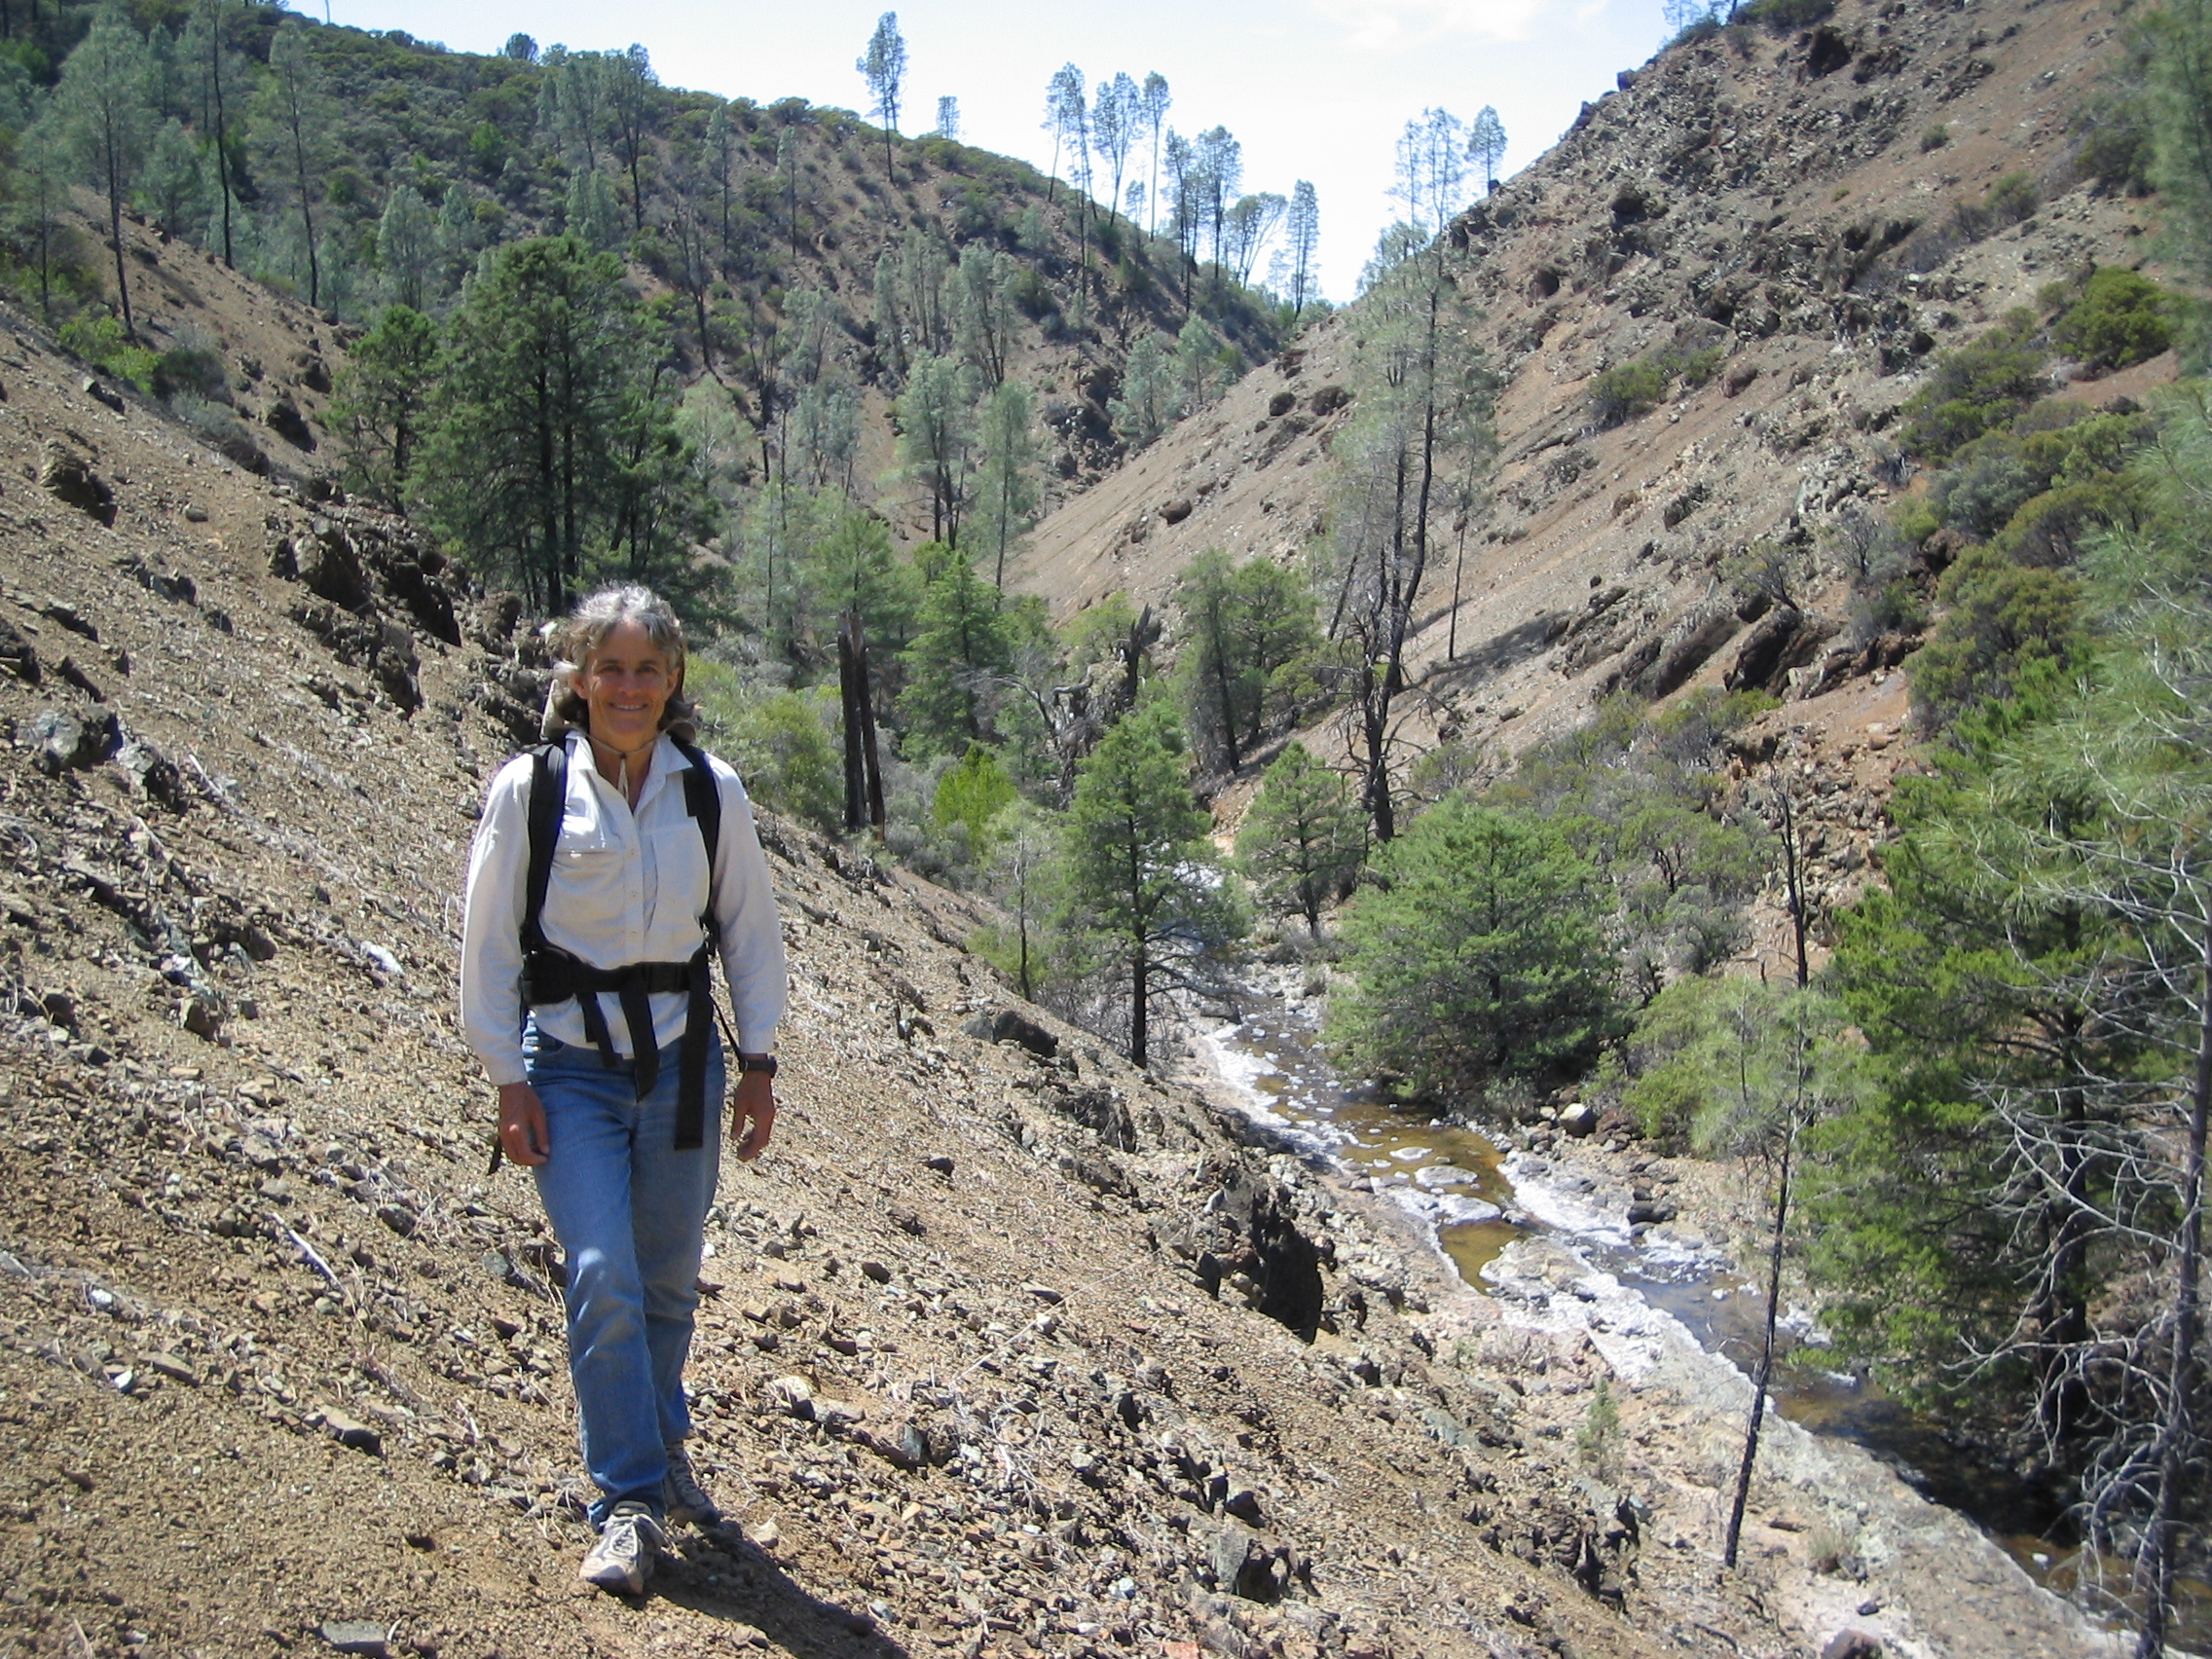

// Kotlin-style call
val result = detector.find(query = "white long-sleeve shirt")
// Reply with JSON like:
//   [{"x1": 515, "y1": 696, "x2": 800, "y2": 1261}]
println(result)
[{"x1": 460, "y1": 730, "x2": 787, "y2": 1088}]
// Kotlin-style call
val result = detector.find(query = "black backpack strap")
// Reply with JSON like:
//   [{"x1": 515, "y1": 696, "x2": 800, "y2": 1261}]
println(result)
[
  {"x1": 671, "y1": 737, "x2": 722, "y2": 936},
  {"x1": 523, "y1": 738, "x2": 569, "y2": 954},
  {"x1": 670, "y1": 736, "x2": 725, "y2": 1152}
]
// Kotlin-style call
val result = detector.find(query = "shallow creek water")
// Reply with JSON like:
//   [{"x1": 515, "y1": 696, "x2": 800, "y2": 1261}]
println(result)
[{"x1": 1193, "y1": 978, "x2": 2212, "y2": 1646}]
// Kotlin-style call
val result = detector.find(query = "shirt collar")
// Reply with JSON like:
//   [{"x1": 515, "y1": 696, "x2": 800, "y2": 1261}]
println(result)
[{"x1": 567, "y1": 729, "x2": 686, "y2": 812}]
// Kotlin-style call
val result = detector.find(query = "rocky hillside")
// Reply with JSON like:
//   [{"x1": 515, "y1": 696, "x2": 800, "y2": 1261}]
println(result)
[
  {"x1": 0, "y1": 200, "x2": 2132, "y2": 1659},
  {"x1": 1018, "y1": 0, "x2": 2169, "y2": 794}
]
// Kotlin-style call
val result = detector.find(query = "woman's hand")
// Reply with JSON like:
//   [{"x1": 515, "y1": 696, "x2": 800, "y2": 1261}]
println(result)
[
  {"x1": 498, "y1": 1081, "x2": 550, "y2": 1166},
  {"x1": 732, "y1": 1071, "x2": 776, "y2": 1162}
]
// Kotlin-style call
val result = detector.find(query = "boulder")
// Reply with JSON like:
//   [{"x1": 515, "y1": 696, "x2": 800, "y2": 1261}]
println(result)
[
  {"x1": 265, "y1": 394, "x2": 315, "y2": 451},
  {"x1": 1557, "y1": 1102, "x2": 1599, "y2": 1138},
  {"x1": 962, "y1": 1007, "x2": 1058, "y2": 1058},
  {"x1": 25, "y1": 706, "x2": 121, "y2": 776},
  {"x1": 300, "y1": 520, "x2": 373, "y2": 611},
  {"x1": 40, "y1": 444, "x2": 116, "y2": 526}
]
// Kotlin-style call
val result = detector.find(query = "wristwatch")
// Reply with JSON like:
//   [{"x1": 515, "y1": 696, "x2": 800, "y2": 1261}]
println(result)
[{"x1": 737, "y1": 1052, "x2": 779, "y2": 1077}]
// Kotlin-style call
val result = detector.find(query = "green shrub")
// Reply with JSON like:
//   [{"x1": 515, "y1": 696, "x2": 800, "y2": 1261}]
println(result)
[
  {"x1": 1589, "y1": 358, "x2": 1669, "y2": 426},
  {"x1": 1677, "y1": 346, "x2": 1726, "y2": 388},
  {"x1": 1894, "y1": 495, "x2": 1942, "y2": 547},
  {"x1": 1919, "y1": 124, "x2": 1950, "y2": 153},
  {"x1": 58, "y1": 313, "x2": 160, "y2": 392},
  {"x1": 2052, "y1": 266, "x2": 2175, "y2": 371},
  {"x1": 1737, "y1": 0, "x2": 1834, "y2": 27},
  {"x1": 1899, "y1": 311, "x2": 2046, "y2": 461},
  {"x1": 1983, "y1": 171, "x2": 2040, "y2": 227},
  {"x1": 1908, "y1": 548, "x2": 2085, "y2": 730},
  {"x1": 932, "y1": 742, "x2": 1017, "y2": 865}
]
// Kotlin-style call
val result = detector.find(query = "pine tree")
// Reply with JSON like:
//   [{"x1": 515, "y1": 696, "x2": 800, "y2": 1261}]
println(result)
[
  {"x1": 1139, "y1": 73, "x2": 1171, "y2": 238},
  {"x1": 420, "y1": 236, "x2": 681, "y2": 610},
  {"x1": 1236, "y1": 742, "x2": 1363, "y2": 938},
  {"x1": 1175, "y1": 548, "x2": 1318, "y2": 774},
  {"x1": 1284, "y1": 180, "x2": 1321, "y2": 321},
  {"x1": 1222, "y1": 192, "x2": 1285, "y2": 287},
  {"x1": 896, "y1": 351, "x2": 978, "y2": 546},
  {"x1": 141, "y1": 118, "x2": 206, "y2": 240},
  {"x1": 1319, "y1": 236, "x2": 1493, "y2": 840},
  {"x1": 899, "y1": 542, "x2": 1011, "y2": 756},
  {"x1": 1628, "y1": 977, "x2": 1866, "y2": 1567},
  {"x1": 328, "y1": 305, "x2": 436, "y2": 509},
  {"x1": 954, "y1": 243, "x2": 1016, "y2": 387},
  {"x1": 973, "y1": 381, "x2": 1042, "y2": 595},
  {"x1": 1328, "y1": 798, "x2": 1618, "y2": 1093},
  {"x1": 1109, "y1": 333, "x2": 1175, "y2": 447},
  {"x1": 1173, "y1": 313, "x2": 1227, "y2": 415},
  {"x1": 1468, "y1": 105, "x2": 1508, "y2": 192},
  {"x1": 806, "y1": 499, "x2": 918, "y2": 687},
  {"x1": 1043, "y1": 62, "x2": 1085, "y2": 205},
  {"x1": 55, "y1": 3, "x2": 154, "y2": 339},
  {"x1": 605, "y1": 45, "x2": 656, "y2": 234},
  {"x1": 377, "y1": 184, "x2": 436, "y2": 312},
  {"x1": 857, "y1": 13, "x2": 906, "y2": 179},
  {"x1": 1061, "y1": 701, "x2": 1242, "y2": 1067},
  {"x1": 1092, "y1": 72, "x2": 1139, "y2": 227},
  {"x1": 255, "y1": 26, "x2": 335, "y2": 309},
  {"x1": 181, "y1": 0, "x2": 244, "y2": 267}
]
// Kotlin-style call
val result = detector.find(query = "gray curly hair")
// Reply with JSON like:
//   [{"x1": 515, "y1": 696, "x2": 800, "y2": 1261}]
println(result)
[{"x1": 540, "y1": 584, "x2": 699, "y2": 742}]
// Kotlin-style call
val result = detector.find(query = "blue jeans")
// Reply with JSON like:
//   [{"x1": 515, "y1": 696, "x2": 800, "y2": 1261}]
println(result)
[{"x1": 525, "y1": 1023, "x2": 722, "y2": 1526}]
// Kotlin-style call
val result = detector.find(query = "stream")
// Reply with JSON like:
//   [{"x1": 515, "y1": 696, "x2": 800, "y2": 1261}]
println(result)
[{"x1": 1191, "y1": 972, "x2": 2211, "y2": 1649}]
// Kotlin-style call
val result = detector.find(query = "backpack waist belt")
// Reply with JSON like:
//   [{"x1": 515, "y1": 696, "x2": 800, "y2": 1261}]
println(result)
[{"x1": 523, "y1": 943, "x2": 717, "y2": 1151}]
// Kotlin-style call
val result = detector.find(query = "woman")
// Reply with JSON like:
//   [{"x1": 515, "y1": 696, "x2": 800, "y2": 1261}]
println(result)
[{"x1": 461, "y1": 585, "x2": 785, "y2": 1597}]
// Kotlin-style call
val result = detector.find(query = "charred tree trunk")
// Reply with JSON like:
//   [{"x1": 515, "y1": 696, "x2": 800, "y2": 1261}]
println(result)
[
  {"x1": 2133, "y1": 916, "x2": 2212, "y2": 1659},
  {"x1": 1724, "y1": 1134, "x2": 1794, "y2": 1568}
]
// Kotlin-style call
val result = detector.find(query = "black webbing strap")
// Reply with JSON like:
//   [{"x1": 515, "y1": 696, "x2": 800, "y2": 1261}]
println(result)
[
  {"x1": 523, "y1": 740, "x2": 569, "y2": 956},
  {"x1": 669, "y1": 737, "x2": 722, "y2": 1152},
  {"x1": 509, "y1": 734, "x2": 727, "y2": 1155}
]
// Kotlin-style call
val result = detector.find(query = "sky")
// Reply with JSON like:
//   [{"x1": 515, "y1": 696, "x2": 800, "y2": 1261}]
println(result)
[{"x1": 327, "y1": 0, "x2": 1674, "y2": 302}]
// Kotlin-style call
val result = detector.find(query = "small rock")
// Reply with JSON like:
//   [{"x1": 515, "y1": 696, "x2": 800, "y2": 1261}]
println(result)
[
  {"x1": 750, "y1": 1519, "x2": 781, "y2": 1550},
  {"x1": 766, "y1": 1376, "x2": 816, "y2": 1419},
  {"x1": 183, "y1": 503, "x2": 210, "y2": 523},
  {"x1": 0, "y1": 618, "x2": 39, "y2": 684},
  {"x1": 317, "y1": 1408, "x2": 383, "y2": 1456},
  {"x1": 1557, "y1": 1102, "x2": 1599, "y2": 1137},
  {"x1": 1819, "y1": 1634, "x2": 1882, "y2": 1659},
  {"x1": 318, "y1": 1622, "x2": 388, "y2": 1656},
  {"x1": 922, "y1": 1154, "x2": 956, "y2": 1176},
  {"x1": 1159, "y1": 498, "x2": 1194, "y2": 525},
  {"x1": 143, "y1": 1353, "x2": 201, "y2": 1386},
  {"x1": 859, "y1": 1260, "x2": 891, "y2": 1283}
]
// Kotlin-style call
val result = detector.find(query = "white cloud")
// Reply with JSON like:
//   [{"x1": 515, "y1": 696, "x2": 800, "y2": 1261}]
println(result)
[{"x1": 1307, "y1": 0, "x2": 1554, "y2": 51}]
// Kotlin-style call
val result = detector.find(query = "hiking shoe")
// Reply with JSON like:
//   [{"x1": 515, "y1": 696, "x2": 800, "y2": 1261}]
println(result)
[
  {"x1": 579, "y1": 1501, "x2": 664, "y2": 1596},
  {"x1": 662, "y1": 1442, "x2": 720, "y2": 1527}
]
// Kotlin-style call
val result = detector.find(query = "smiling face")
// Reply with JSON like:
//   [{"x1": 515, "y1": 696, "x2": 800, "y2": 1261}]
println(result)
[{"x1": 579, "y1": 619, "x2": 676, "y2": 752}]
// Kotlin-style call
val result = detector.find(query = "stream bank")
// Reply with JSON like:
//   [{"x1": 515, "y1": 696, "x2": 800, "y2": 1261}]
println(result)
[{"x1": 1183, "y1": 970, "x2": 2153, "y2": 1659}]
